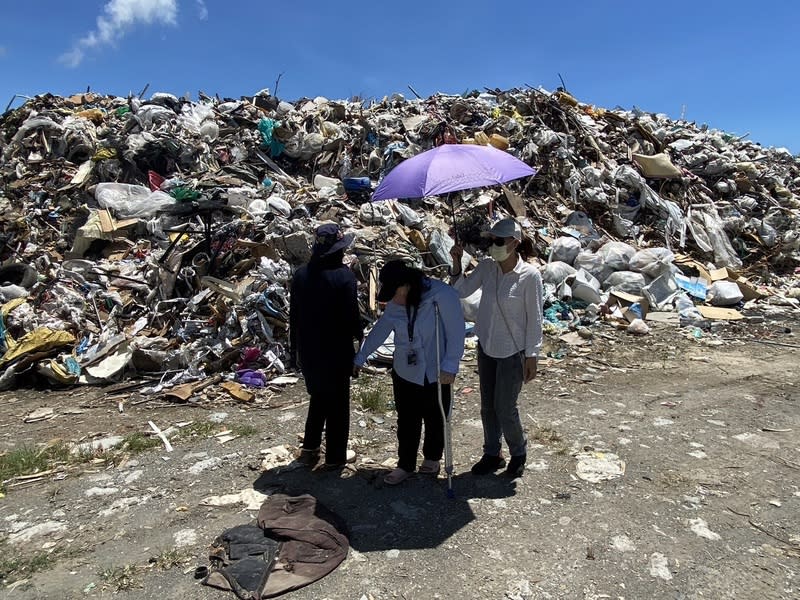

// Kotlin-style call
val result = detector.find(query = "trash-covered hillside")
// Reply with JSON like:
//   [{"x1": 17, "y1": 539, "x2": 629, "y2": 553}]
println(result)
[{"x1": 1, "y1": 86, "x2": 798, "y2": 392}]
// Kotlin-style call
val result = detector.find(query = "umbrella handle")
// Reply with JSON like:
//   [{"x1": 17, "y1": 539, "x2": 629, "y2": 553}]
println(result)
[{"x1": 447, "y1": 193, "x2": 458, "y2": 246}]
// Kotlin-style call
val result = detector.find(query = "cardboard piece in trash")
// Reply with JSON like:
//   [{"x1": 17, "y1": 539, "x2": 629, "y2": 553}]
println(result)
[
  {"x1": 559, "y1": 331, "x2": 589, "y2": 346},
  {"x1": 698, "y1": 305, "x2": 744, "y2": 320},
  {"x1": 164, "y1": 375, "x2": 222, "y2": 402},
  {"x1": 220, "y1": 381, "x2": 254, "y2": 402},
  {"x1": 674, "y1": 255, "x2": 713, "y2": 282},
  {"x1": 501, "y1": 184, "x2": 527, "y2": 217},
  {"x1": 645, "y1": 311, "x2": 681, "y2": 325},
  {"x1": 608, "y1": 290, "x2": 650, "y2": 320}
]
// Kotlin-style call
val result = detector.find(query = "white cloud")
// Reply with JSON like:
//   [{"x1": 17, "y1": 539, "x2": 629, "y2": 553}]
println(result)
[
  {"x1": 196, "y1": 0, "x2": 208, "y2": 20},
  {"x1": 60, "y1": 0, "x2": 178, "y2": 68}
]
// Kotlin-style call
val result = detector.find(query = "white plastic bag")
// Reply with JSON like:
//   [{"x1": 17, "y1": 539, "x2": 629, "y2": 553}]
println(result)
[
  {"x1": 95, "y1": 183, "x2": 176, "y2": 218},
  {"x1": 550, "y1": 236, "x2": 581, "y2": 265},
  {"x1": 358, "y1": 202, "x2": 394, "y2": 225},
  {"x1": 603, "y1": 271, "x2": 647, "y2": 294},
  {"x1": 707, "y1": 281, "x2": 743, "y2": 306},
  {"x1": 266, "y1": 195, "x2": 292, "y2": 217},
  {"x1": 574, "y1": 250, "x2": 612, "y2": 283},
  {"x1": 393, "y1": 202, "x2": 422, "y2": 228},
  {"x1": 598, "y1": 241, "x2": 636, "y2": 271},
  {"x1": 629, "y1": 248, "x2": 675, "y2": 277},
  {"x1": 542, "y1": 261, "x2": 576, "y2": 285},
  {"x1": 626, "y1": 319, "x2": 650, "y2": 335}
]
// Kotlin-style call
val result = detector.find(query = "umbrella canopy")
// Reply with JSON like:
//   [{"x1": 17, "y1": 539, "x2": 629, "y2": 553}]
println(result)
[{"x1": 371, "y1": 143, "x2": 536, "y2": 201}]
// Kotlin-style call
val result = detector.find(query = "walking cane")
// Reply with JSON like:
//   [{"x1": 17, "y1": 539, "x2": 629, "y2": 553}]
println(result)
[{"x1": 434, "y1": 302, "x2": 455, "y2": 499}]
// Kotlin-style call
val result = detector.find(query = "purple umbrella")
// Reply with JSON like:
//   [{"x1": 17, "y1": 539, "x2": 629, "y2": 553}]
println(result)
[{"x1": 372, "y1": 143, "x2": 536, "y2": 201}]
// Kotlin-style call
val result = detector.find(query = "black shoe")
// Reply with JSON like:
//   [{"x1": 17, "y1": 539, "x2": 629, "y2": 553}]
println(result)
[
  {"x1": 504, "y1": 454, "x2": 526, "y2": 478},
  {"x1": 471, "y1": 455, "x2": 507, "y2": 475},
  {"x1": 296, "y1": 448, "x2": 320, "y2": 467}
]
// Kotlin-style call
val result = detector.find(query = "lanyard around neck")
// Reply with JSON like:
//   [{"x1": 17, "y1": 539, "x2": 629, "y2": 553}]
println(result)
[{"x1": 405, "y1": 303, "x2": 418, "y2": 343}]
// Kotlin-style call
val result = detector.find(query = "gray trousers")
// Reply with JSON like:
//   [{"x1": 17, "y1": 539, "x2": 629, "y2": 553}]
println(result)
[{"x1": 477, "y1": 343, "x2": 527, "y2": 457}]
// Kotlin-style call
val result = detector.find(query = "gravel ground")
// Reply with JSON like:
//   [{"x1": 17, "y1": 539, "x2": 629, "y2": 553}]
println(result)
[{"x1": 0, "y1": 315, "x2": 798, "y2": 599}]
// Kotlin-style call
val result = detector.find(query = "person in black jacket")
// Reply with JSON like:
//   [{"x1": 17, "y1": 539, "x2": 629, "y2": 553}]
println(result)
[{"x1": 289, "y1": 223, "x2": 363, "y2": 468}]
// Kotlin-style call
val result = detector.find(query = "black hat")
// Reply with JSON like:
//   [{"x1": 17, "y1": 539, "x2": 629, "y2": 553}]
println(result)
[
  {"x1": 312, "y1": 223, "x2": 354, "y2": 257},
  {"x1": 377, "y1": 260, "x2": 411, "y2": 303}
]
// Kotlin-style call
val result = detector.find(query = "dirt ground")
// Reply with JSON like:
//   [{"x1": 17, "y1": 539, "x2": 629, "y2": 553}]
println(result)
[{"x1": 0, "y1": 312, "x2": 798, "y2": 600}]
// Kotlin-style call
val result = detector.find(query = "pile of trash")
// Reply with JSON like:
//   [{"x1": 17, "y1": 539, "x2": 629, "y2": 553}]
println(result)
[{"x1": 0, "y1": 86, "x2": 798, "y2": 392}]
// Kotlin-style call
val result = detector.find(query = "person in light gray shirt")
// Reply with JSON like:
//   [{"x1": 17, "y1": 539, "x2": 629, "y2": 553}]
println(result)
[
  {"x1": 354, "y1": 260, "x2": 465, "y2": 485},
  {"x1": 450, "y1": 218, "x2": 543, "y2": 478}
]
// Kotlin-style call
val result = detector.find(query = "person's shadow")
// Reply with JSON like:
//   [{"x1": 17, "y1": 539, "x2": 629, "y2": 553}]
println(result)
[{"x1": 253, "y1": 464, "x2": 517, "y2": 552}]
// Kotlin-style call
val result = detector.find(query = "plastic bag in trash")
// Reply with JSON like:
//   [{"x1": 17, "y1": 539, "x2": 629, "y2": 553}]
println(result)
[
  {"x1": 460, "y1": 289, "x2": 482, "y2": 323},
  {"x1": 574, "y1": 250, "x2": 611, "y2": 283},
  {"x1": 542, "y1": 261, "x2": 576, "y2": 285},
  {"x1": 598, "y1": 241, "x2": 636, "y2": 271},
  {"x1": 358, "y1": 202, "x2": 393, "y2": 225},
  {"x1": 95, "y1": 183, "x2": 176, "y2": 218},
  {"x1": 707, "y1": 281, "x2": 743, "y2": 306},
  {"x1": 549, "y1": 236, "x2": 581, "y2": 265},
  {"x1": 428, "y1": 228, "x2": 472, "y2": 270},
  {"x1": 626, "y1": 319, "x2": 650, "y2": 336},
  {"x1": 603, "y1": 271, "x2": 647, "y2": 295},
  {"x1": 393, "y1": 202, "x2": 423, "y2": 228},
  {"x1": 629, "y1": 248, "x2": 675, "y2": 277}
]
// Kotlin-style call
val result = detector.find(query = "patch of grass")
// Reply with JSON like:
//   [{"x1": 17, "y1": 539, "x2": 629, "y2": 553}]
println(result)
[
  {"x1": 230, "y1": 424, "x2": 258, "y2": 438},
  {"x1": 177, "y1": 421, "x2": 218, "y2": 438},
  {"x1": 0, "y1": 552, "x2": 52, "y2": 584},
  {"x1": 353, "y1": 376, "x2": 391, "y2": 412},
  {"x1": 99, "y1": 564, "x2": 141, "y2": 592},
  {"x1": 120, "y1": 432, "x2": 161, "y2": 454},
  {"x1": 530, "y1": 425, "x2": 563, "y2": 445},
  {"x1": 0, "y1": 441, "x2": 73, "y2": 484},
  {"x1": 148, "y1": 549, "x2": 190, "y2": 570}
]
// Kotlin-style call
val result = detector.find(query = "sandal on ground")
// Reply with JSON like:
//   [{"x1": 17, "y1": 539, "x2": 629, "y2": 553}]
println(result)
[
  {"x1": 384, "y1": 468, "x2": 412, "y2": 485},
  {"x1": 418, "y1": 459, "x2": 440, "y2": 475}
]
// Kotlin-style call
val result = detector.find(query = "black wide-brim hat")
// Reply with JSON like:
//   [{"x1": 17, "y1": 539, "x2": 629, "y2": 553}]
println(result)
[{"x1": 313, "y1": 223, "x2": 354, "y2": 257}]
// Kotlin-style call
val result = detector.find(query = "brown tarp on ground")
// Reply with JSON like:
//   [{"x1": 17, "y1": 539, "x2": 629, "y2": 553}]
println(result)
[{"x1": 204, "y1": 493, "x2": 349, "y2": 599}]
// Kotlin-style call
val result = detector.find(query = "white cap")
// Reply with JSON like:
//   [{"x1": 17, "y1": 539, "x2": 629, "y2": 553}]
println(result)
[{"x1": 483, "y1": 217, "x2": 522, "y2": 240}]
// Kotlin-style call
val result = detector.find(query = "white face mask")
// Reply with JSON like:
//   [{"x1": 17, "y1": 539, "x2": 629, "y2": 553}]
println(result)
[{"x1": 489, "y1": 242, "x2": 512, "y2": 262}]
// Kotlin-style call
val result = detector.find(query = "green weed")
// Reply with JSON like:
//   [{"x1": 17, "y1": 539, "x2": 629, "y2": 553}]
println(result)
[
  {"x1": 99, "y1": 564, "x2": 141, "y2": 592},
  {"x1": 229, "y1": 424, "x2": 258, "y2": 438},
  {"x1": 177, "y1": 421, "x2": 217, "y2": 438},
  {"x1": 121, "y1": 432, "x2": 161, "y2": 454},
  {"x1": 0, "y1": 552, "x2": 52, "y2": 584},
  {"x1": 530, "y1": 424, "x2": 563, "y2": 444},
  {"x1": 0, "y1": 442, "x2": 72, "y2": 484},
  {"x1": 353, "y1": 375, "x2": 391, "y2": 413},
  {"x1": 148, "y1": 549, "x2": 189, "y2": 570}
]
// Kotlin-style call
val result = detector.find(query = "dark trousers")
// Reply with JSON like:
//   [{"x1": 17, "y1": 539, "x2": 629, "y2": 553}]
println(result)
[
  {"x1": 392, "y1": 371, "x2": 452, "y2": 472},
  {"x1": 477, "y1": 343, "x2": 527, "y2": 457},
  {"x1": 303, "y1": 371, "x2": 350, "y2": 464}
]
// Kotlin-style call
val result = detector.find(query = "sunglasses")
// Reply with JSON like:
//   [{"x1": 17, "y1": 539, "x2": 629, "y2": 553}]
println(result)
[{"x1": 491, "y1": 237, "x2": 512, "y2": 246}]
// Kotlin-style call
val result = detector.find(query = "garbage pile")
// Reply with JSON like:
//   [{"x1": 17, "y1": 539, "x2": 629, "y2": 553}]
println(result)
[{"x1": 1, "y1": 87, "x2": 798, "y2": 392}]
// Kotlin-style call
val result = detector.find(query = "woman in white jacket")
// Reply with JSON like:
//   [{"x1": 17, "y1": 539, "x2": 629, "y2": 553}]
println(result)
[
  {"x1": 354, "y1": 260, "x2": 465, "y2": 485},
  {"x1": 450, "y1": 218, "x2": 543, "y2": 478}
]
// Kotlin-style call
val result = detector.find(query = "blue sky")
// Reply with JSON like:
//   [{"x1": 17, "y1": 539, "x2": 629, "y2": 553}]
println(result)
[{"x1": 1, "y1": 1, "x2": 798, "y2": 153}]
